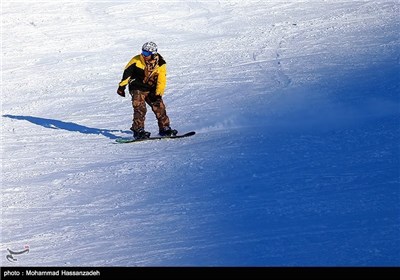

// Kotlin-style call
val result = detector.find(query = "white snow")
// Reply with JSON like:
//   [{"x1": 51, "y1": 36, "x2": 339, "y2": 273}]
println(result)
[{"x1": 1, "y1": 1, "x2": 399, "y2": 266}]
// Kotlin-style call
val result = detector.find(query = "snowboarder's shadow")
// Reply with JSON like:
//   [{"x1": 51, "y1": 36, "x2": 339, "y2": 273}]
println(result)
[{"x1": 3, "y1": 115, "x2": 131, "y2": 140}]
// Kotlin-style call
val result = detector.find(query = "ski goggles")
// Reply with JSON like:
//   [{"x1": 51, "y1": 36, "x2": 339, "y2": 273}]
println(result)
[{"x1": 142, "y1": 50, "x2": 156, "y2": 57}]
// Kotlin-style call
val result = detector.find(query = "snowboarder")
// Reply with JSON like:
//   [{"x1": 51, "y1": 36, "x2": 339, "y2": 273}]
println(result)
[{"x1": 117, "y1": 42, "x2": 177, "y2": 139}]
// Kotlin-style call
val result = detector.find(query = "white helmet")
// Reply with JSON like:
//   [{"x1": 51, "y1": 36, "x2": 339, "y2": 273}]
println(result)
[{"x1": 142, "y1": 41, "x2": 158, "y2": 54}]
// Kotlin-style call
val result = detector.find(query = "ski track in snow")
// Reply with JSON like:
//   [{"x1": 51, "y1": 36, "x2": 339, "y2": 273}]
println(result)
[{"x1": 1, "y1": 1, "x2": 399, "y2": 266}]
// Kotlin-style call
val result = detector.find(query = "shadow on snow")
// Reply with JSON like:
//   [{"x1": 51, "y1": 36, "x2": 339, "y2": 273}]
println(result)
[{"x1": 2, "y1": 115, "x2": 130, "y2": 140}]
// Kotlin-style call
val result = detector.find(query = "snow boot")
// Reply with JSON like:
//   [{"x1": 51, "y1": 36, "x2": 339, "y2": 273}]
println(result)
[
  {"x1": 133, "y1": 128, "x2": 151, "y2": 140},
  {"x1": 159, "y1": 126, "x2": 178, "y2": 137}
]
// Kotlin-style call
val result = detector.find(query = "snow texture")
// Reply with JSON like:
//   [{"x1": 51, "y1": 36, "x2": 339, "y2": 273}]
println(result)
[{"x1": 1, "y1": 0, "x2": 399, "y2": 266}]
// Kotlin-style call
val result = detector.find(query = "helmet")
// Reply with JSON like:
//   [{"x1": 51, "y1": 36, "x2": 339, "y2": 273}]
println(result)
[{"x1": 142, "y1": 41, "x2": 158, "y2": 54}]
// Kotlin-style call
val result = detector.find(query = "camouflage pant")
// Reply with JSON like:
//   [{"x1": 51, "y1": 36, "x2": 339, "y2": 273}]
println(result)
[{"x1": 130, "y1": 89, "x2": 170, "y2": 132}]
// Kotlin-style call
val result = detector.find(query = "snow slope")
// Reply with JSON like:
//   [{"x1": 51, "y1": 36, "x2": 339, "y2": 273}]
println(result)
[{"x1": 1, "y1": 1, "x2": 399, "y2": 266}]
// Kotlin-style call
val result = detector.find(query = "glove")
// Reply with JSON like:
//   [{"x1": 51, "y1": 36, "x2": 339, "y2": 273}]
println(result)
[
  {"x1": 117, "y1": 86, "x2": 126, "y2": 97},
  {"x1": 149, "y1": 92, "x2": 162, "y2": 105}
]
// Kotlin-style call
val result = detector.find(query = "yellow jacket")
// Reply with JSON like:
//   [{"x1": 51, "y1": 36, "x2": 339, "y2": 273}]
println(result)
[{"x1": 119, "y1": 54, "x2": 167, "y2": 96}]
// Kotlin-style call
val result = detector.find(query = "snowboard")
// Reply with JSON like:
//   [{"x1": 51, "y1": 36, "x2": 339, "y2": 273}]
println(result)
[{"x1": 115, "y1": 131, "x2": 195, "y2": 143}]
